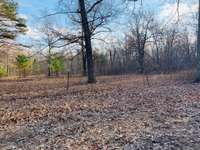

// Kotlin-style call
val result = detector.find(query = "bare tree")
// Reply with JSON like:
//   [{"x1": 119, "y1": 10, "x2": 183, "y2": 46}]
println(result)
[
  {"x1": 37, "y1": 21, "x2": 61, "y2": 77},
  {"x1": 78, "y1": 0, "x2": 96, "y2": 83},
  {"x1": 45, "y1": 0, "x2": 116, "y2": 82},
  {"x1": 129, "y1": 10, "x2": 154, "y2": 73}
]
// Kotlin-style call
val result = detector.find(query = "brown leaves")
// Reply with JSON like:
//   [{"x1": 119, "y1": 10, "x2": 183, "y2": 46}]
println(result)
[{"x1": 0, "y1": 75, "x2": 200, "y2": 149}]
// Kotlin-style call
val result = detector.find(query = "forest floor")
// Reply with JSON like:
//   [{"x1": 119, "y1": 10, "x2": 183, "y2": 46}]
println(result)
[{"x1": 0, "y1": 73, "x2": 200, "y2": 150}]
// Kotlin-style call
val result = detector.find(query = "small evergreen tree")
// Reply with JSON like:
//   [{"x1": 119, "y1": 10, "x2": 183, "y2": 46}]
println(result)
[
  {"x1": 0, "y1": 0, "x2": 26, "y2": 40},
  {"x1": 16, "y1": 55, "x2": 32, "y2": 77},
  {"x1": 49, "y1": 56, "x2": 64, "y2": 76}
]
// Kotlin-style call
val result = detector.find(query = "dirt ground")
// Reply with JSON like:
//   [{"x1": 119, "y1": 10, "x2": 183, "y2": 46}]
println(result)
[{"x1": 0, "y1": 74, "x2": 200, "y2": 150}]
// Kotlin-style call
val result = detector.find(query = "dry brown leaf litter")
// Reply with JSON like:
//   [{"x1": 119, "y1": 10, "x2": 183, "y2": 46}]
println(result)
[{"x1": 0, "y1": 74, "x2": 199, "y2": 149}]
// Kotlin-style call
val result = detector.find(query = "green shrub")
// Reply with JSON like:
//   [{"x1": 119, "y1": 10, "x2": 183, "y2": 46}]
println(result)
[
  {"x1": 49, "y1": 56, "x2": 64, "y2": 76},
  {"x1": 0, "y1": 65, "x2": 7, "y2": 78},
  {"x1": 16, "y1": 55, "x2": 32, "y2": 77}
]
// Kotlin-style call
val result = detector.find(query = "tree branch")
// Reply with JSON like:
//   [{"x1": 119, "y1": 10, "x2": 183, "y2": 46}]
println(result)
[{"x1": 87, "y1": 0, "x2": 103, "y2": 13}]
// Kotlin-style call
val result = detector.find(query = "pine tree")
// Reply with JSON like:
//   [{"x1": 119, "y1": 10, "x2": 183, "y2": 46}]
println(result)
[{"x1": 0, "y1": 0, "x2": 26, "y2": 40}]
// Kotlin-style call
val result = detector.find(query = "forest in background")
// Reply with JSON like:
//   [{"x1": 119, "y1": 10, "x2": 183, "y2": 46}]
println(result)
[{"x1": 0, "y1": 0, "x2": 199, "y2": 82}]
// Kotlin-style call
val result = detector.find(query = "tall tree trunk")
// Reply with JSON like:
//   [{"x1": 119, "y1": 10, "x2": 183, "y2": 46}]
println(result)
[
  {"x1": 138, "y1": 48, "x2": 144, "y2": 74},
  {"x1": 23, "y1": 68, "x2": 26, "y2": 78},
  {"x1": 47, "y1": 47, "x2": 51, "y2": 77},
  {"x1": 81, "y1": 31, "x2": 87, "y2": 76},
  {"x1": 82, "y1": 49, "x2": 87, "y2": 76},
  {"x1": 196, "y1": 0, "x2": 200, "y2": 81},
  {"x1": 79, "y1": 0, "x2": 96, "y2": 83},
  {"x1": 6, "y1": 53, "x2": 9, "y2": 76},
  {"x1": 48, "y1": 67, "x2": 51, "y2": 77},
  {"x1": 155, "y1": 42, "x2": 160, "y2": 67}
]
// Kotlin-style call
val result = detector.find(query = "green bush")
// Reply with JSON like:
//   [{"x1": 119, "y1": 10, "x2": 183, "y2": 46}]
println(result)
[
  {"x1": 16, "y1": 55, "x2": 32, "y2": 77},
  {"x1": 0, "y1": 65, "x2": 7, "y2": 78},
  {"x1": 49, "y1": 56, "x2": 64, "y2": 76}
]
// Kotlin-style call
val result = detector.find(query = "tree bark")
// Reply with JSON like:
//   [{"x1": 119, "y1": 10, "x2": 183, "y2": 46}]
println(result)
[
  {"x1": 81, "y1": 31, "x2": 87, "y2": 76},
  {"x1": 82, "y1": 49, "x2": 87, "y2": 76},
  {"x1": 196, "y1": 0, "x2": 200, "y2": 81},
  {"x1": 138, "y1": 48, "x2": 144, "y2": 73},
  {"x1": 79, "y1": 0, "x2": 96, "y2": 83},
  {"x1": 48, "y1": 67, "x2": 51, "y2": 77},
  {"x1": 6, "y1": 53, "x2": 9, "y2": 76},
  {"x1": 47, "y1": 47, "x2": 51, "y2": 77}
]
